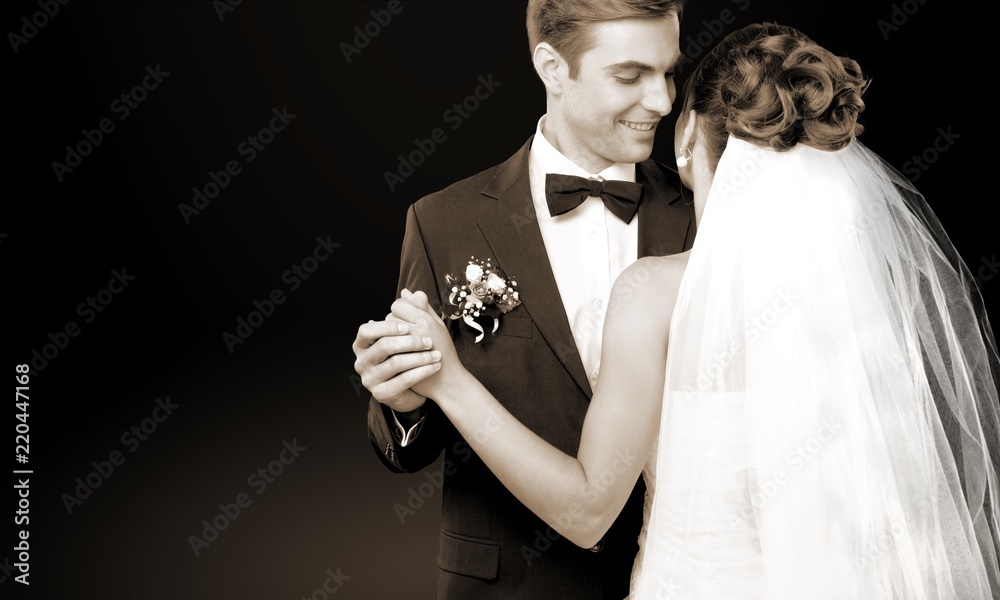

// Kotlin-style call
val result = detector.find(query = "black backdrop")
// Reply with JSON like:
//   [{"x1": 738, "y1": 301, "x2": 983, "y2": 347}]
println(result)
[{"x1": 4, "y1": 1, "x2": 994, "y2": 598}]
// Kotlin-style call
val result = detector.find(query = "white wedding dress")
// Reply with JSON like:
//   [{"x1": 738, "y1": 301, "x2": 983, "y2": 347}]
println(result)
[
  {"x1": 628, "y1": 137, "x2": 1000, "y2": 599},
  {"x1": 630, "y1": 395, "x2": 766, "y2": 598}
]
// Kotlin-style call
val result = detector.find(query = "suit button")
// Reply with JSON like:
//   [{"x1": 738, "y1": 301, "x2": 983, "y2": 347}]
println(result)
[{"x1": 590, "y1": 538, "x2": 605, "y2": 552}]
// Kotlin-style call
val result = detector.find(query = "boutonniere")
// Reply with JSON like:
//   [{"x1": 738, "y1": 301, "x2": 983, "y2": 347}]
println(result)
[{"x1": 443, "y1": 257, "x2": 521, "y2": 343}]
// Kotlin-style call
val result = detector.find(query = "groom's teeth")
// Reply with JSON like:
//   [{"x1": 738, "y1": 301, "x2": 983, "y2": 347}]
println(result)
[{"x1": 621, "y1": 121, "x2": 655, "y2": 132}]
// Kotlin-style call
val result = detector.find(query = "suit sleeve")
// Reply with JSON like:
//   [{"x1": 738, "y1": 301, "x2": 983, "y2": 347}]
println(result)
[{"x1": 367, "y1": 203, "x2": 452, "y2": 473}]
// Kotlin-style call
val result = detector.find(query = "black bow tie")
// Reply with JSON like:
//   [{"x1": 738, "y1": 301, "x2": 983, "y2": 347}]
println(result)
[{"x1": 545, "y1": 173, "x2": 643, "y2": 224}]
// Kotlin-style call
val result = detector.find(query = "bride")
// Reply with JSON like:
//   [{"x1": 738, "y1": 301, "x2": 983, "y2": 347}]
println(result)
[{"x1": 389, "y1": 23, "x2": 1000, "y2": 599}]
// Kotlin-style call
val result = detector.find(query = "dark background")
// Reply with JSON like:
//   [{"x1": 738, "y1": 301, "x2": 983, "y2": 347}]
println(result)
[{"x1": 3, "y1": 1, "x2": 993, "y2": 598}]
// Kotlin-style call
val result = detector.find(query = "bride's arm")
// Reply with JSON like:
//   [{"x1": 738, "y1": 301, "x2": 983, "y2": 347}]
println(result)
[{"x1": 394, "y1": 257, "x2": 681, "y2": 548}]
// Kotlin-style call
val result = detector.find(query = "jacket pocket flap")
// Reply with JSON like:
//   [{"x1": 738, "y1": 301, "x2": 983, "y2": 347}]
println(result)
[
  {"x1": 493, "y1": 313, "x2": 533, "y2": 338},
  {"x1": 437, "y1": 530, "x2": 500, "y2": 580}
]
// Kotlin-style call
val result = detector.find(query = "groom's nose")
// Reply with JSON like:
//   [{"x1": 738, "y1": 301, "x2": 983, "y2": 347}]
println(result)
[{"x1": 640, "y1": 76, "x2": 673, "y2": 116}]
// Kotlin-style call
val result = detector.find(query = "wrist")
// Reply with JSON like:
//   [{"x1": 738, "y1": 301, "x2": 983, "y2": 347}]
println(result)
[{"x1": 435, "y1": 366, "x2": 477, "y2": 414}]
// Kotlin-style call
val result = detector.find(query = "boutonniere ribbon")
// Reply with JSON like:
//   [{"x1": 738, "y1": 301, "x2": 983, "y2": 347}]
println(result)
[{"x1": 442, "y1": 257, "x2": 521, "y2": 343}]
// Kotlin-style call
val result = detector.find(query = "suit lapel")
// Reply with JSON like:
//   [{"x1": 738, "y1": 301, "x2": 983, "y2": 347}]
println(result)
[
  {"x1": 477, "y1": 137, "x2": 594, "y2": 399},
  {"x1": 474, "y1": 145, "x2": 697, "y2": 401},
  {"x1": 636, "y1": 159, "x2": 695, "y2": 257}
]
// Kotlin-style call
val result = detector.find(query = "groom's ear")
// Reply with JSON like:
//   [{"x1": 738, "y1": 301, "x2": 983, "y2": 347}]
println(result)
[{"x1": 532, "y1": 42, "x2": 567, "y2": 96}]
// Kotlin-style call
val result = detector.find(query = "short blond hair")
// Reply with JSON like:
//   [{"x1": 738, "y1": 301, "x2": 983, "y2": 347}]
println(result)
[{"x1": 526, "y1": 0, "x2": 685, "y2": 79}]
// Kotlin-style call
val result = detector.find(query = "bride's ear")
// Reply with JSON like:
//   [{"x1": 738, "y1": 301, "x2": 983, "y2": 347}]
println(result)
[
  {"x1": 675, "y1": 109, "x2": 699, "y2": 158},
  {"x1": 675, "y1": 109, "x2": 699, "y2": 188}
]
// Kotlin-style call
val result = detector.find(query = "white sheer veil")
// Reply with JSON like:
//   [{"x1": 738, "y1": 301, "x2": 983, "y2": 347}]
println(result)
[{"x1": 636, "y1": 134, "x2": 1000, "y2": 599}]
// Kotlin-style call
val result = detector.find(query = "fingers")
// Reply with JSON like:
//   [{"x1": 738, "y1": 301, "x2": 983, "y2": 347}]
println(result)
[
  {"x1": 367, "y1": 352, "x2": 442, "y2": 400},
  {"x1": 372, "y1": 363, "x2": 441, "y2": 400},
  {"x1": 354, "y1": 319, "x2": 411, "y2": 353},
  {"x1": 368, "y1": 348, "x2": 441, "y2": 384},
  {"x1": 356, "y1": 329, "x2": 434, "y2": 367},
  {"x1": 354, "y1": 291, "x2": 446, "y2": 398},
  {"x1": 402, "y1": 288, "x2": 431, "y2": 311},
  {"x1": 392, "y1": 295, "x2": 435, "y2": 324}
]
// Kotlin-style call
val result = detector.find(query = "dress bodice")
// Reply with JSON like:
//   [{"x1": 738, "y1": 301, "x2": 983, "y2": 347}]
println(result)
[{"x1": 628, "y1": 392, "x2": 765, "y2": 599}]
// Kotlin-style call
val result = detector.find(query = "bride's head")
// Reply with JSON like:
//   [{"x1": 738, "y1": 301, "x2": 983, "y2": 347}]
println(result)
[{"x1": 675, "y1": 23, "x2": 868, "y2": 211}]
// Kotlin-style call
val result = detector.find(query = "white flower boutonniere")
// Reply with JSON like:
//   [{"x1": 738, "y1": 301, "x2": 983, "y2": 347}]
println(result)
[{"x1": 443, "y1": 257, "x2": 521, "y2": 343}]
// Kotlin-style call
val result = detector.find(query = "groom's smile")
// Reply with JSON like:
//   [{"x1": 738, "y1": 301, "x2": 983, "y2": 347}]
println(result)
[{"x1": 620, "y1": 120, "x2": 657, "y2": 133}]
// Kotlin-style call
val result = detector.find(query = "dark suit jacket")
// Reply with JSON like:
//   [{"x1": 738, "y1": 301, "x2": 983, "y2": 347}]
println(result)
[{"x1": 368, "y1": 136, "x2": 695, "y2": 599}]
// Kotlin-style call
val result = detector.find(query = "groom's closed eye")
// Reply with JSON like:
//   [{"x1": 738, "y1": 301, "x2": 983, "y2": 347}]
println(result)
[{"x1": 605, "y1": 61, "x2": 674, "y2": 85}]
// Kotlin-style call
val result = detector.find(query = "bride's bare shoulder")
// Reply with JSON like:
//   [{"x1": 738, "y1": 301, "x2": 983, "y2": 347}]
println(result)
[
  {"x1": 613, "y1": 254, "x2": 688, "y2": 296},
  {"x1": 608, "y1": 253, "x2": 689, "y2": 327}
]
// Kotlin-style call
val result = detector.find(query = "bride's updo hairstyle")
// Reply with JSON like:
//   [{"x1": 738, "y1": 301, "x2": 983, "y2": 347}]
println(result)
[{"x1": 681, "y1": 23, "x2": 868, "y2": 173}]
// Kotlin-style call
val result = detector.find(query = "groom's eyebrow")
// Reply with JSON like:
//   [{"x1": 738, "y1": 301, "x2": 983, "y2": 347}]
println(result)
[
  {"x1": 604, "y1": 60, "x2": 680, "y2": 73},
  {"x1": 604, "y1": 61, "x2": 655, "y2": 73}
]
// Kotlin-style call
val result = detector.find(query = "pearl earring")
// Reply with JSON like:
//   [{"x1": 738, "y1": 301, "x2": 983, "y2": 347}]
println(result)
[{"x1": 676, "y1": 147, "x2": 693, "y2": 169}]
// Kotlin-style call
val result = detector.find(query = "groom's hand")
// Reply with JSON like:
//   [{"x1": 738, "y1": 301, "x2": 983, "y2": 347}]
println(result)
[
  {"x1": 391, "y1": 290, "x2": 462, "y2": 401},
  {"x1": 353, "y1": 314, "x2": 441, "y2": 414}
]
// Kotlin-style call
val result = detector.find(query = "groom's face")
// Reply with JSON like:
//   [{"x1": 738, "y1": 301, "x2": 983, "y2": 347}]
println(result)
[{"x1": 555, "y1": 15, "x2": 681, "y2": 172}]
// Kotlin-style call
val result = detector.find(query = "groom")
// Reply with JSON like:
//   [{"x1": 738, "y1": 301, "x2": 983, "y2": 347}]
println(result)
[{"x1": 353, "y1": 1, "x2": 691, "y2": 597}]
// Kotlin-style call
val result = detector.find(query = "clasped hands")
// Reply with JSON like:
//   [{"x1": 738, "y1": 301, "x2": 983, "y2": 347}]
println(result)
[{"x1": 352, "y1": 290, "x2": 460, "y2": 412}]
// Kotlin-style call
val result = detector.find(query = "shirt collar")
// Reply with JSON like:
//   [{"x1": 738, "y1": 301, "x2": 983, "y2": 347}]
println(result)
[{"x1": 530, "y1": 115, "x2": 636, "y2": 183}]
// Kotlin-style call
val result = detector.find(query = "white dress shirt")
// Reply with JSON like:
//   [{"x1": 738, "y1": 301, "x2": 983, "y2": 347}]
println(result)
[
  {"x1": 392, "y1": 116, "x2": 640, "y2": 445},
  {"x1": 528, "y1": 116, "x2": 639, "y2": 391}
]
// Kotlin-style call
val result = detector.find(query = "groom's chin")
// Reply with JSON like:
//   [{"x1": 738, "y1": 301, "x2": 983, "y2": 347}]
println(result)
[
  {"x1": 613, "y1": 136, "x2": 659, "y2": 164},
  {"x1": 619, "y1": 145, "x2": 655, "y2": 165}
]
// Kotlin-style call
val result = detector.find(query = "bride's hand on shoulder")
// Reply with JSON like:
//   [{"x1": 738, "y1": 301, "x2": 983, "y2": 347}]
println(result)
[{"x1": 390, "y1": 289, "x2": 465, "y2": 401}]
